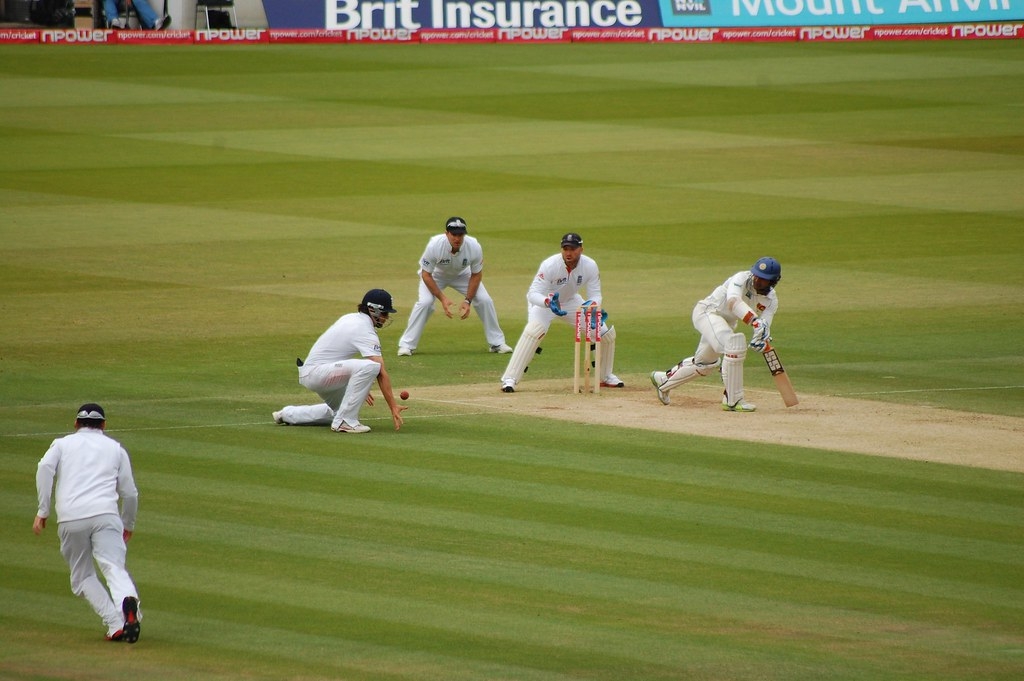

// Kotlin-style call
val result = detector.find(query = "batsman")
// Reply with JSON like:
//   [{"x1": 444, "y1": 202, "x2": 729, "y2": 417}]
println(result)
[
  {"x1": 501, "y1": 232, "x2": 623, "y2": 393},
  {"x1": 650, "y1": 257, "x2": 782, "y2": 411}
]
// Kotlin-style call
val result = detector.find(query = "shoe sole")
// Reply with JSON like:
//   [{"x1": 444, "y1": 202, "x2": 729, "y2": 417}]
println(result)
[
  {"x1": 721, "y1": 404, "x2": 757, "y2": 412},
  {"x1": 122, "y1": 597, "x2": 140, "y2": 644}
]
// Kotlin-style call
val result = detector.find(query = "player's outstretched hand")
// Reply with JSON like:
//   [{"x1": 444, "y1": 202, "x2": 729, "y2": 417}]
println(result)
[{"x1": 390, "y1": 404, "x2": 407, "y2": 431}]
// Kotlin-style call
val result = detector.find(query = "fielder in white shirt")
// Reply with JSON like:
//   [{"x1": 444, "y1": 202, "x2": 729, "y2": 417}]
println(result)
[
  {"x1": 501, "y1": 232, "x2": 623, "y2": 393},
  {"x1": 397, "y1": 216, "x2": 512, "y2": 356},
  {"x1": 274, "y1": 289, "x2": 407, "y2": 434},
  {"x1": 34, "y1": 403, "x2": 142, "y2": 643},
  {"x1": 650, "y1": 257, "x2": 782, "y2": 412}
]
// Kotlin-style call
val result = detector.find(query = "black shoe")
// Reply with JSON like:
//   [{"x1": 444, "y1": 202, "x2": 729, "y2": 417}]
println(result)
[
  {"x1": 153, "y1": 14, "x2": 171, "y2": 30},
  {"x1": 121, "y1": 596, "x2": 141, "y2": 643}
]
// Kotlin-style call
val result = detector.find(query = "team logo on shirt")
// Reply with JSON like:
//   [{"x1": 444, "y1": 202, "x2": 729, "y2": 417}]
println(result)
[
  {"x1": 757, "y1": 303, "x2": 766, "y2": 312},
  {"x1": 577, "y1": 275, "x2": 583, "y2": 285}
]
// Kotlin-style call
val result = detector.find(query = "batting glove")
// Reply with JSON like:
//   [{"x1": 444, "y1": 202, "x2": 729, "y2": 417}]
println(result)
[{"x1": 749, "y1": 317, "x2": 770, "y2": 351}]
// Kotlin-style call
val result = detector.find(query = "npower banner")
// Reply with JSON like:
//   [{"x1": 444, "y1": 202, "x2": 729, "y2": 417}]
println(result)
[{"x1": 262, "y1": 0, "x2": 1023, "y2": 29}]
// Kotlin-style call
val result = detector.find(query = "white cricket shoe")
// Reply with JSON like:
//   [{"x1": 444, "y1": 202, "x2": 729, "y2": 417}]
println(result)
[
  {"x1": 397, "y1": 347, "x2": 413, "y2": 357},
  {"x1": 501, "y1": 379, "x2": 516, "y2": 393},
  {"x1": 332, "y1": 422, "x2": 371, "y2": 433},
  {"x1": 722, "y1": 400, "x2": 757, "y2": 412},
  {"x1": 272, "y1": 410, "x2": 286, "y2": 425},
  {"x1": 600, "y1": 373, "x2": 624, "y2": 388},
  {"x1": 650, "y1": 371, "x2": 670, "y2": 406},
  {"x1": 490, "y1": 343, "x2": 513, "y2": 354}
]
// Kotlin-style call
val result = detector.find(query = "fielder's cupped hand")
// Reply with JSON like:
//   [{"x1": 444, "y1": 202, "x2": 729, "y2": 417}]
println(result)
[{"x1": 441, "y1": 298, "x2": 455, "y2": 318}]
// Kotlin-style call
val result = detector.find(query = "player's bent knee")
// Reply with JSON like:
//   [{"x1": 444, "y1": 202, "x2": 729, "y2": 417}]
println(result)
[
  {"x1": 694, "y1": 358, "x2": 721, "y2": 376},
  {"x1": 724, "y1": 333, "x2": 746, "y2": 360}
]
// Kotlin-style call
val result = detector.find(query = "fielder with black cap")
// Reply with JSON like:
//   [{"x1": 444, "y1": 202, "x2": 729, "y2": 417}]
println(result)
[
  {"x1": 34, "y1": 403, "x2": 143, "y2": 643},
  {"x1": 650, "y1": 257, "x2": 782, "y2": 411},
  {"x1": 273, "y1": 289, "x2": 407, "y2": 433},
  {"x1": 397, "y1": 216, "x2": 512, "y2": 356},
  {"x1": 501, "y1": 232, "x2": 623, "y2": 393}
]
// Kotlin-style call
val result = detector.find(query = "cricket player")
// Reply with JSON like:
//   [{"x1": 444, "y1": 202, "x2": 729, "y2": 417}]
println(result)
[
  {"x1": 650, "y1": 257, "x2": 781, "y2": 411},
  {"x1": 273, "y1": 289, "x2": 407, "y2": 433},
  {"x1": 500, "y1": 232, "x2": 623, "y2": 393},
  {"x1": 34, "y1": 404, "x2": 143, "y2": 643},
  {"x1": 397, "y1": 217, "x2": 512, "y2": 356}
]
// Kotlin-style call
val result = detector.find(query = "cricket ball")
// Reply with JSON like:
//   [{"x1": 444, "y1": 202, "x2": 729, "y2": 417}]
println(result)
[{"x1": 400, "y1": 390, "x2": 409, "y2": 401}]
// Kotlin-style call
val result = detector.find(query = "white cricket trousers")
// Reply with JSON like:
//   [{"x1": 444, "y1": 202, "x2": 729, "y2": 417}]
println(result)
[
  {"x1": 58, "y1": 514, "x2": 139, "y2": 636},
  {"x1": 398, "y1": 274, "x2": 506, "y2": 351},
  {"x1": 691, "y1": 303, "x2": 735, "y2": 362},
  {"x1": 280, "y1": 359, "x2": 380, "y2": 429}
]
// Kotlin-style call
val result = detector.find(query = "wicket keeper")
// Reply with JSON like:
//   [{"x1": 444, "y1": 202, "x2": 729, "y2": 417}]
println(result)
[{"x1": 500, "y1": 232, "x2": 623, "y2": 393}]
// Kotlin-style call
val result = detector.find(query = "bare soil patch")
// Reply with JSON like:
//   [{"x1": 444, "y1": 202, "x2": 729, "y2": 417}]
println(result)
[{"x1": 412, "y1": 377, "x2": 1024, "y2": 473}]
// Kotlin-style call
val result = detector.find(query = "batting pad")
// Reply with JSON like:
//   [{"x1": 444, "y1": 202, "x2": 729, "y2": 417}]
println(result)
[
  {"x1": 501, "y1": 321, "x2": 546, "y2": 386},
  {"x1": 722, "y1": 332, "x2": 746, "y2": 405}
]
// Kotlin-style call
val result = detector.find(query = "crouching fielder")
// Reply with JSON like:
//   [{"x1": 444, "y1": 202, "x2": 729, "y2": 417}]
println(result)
[
  {"x1": 273, "y1": 289, "x2": 407, "y2": 434},
  {"x1": 501, "y1": 232, "x2": 623, "y2": 393},
  {"x1": 650, "y1": 257, "x2": 781, "y2": 412}
]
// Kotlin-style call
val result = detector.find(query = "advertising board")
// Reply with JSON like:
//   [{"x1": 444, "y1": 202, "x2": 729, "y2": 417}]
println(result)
[{"x1": 262, "y1": 0, "x2": 1022, "y2": 29}]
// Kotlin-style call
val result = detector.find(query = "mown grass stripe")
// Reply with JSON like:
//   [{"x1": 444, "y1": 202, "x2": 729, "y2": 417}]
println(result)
[
  {"x1": 0, "y1": 588, "x2": 582, "y2": 681},
  {"x1": 126, "y1": 445, "x2": 1023, "y2": 570},
  {"x1": 129, "y1": 427, "x2": 1024, "y2": 527}
]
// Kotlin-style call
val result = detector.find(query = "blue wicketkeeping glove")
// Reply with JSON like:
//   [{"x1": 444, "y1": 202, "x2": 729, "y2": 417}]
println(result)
[
  {"x1": 588, "y1": 308, "x2": 608, "y2": 329},
  {"x1": 548, "y1": 292, "x2": 567, "y2": 316}
]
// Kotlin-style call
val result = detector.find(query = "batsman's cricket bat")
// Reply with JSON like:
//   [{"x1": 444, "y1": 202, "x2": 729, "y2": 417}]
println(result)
[{"x1": 763, "y1": 344, "x2": 799, "y2": 407}]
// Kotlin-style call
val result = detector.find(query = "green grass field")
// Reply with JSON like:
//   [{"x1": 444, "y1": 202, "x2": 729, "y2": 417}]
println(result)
[{"x1": 1, "y1": 41, "x2": 1022, "y2": 680}]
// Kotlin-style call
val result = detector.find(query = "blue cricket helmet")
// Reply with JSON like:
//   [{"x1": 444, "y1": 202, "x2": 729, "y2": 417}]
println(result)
[{"x1": 751, "y1": 257, "x2": 782, "y2": 283}]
